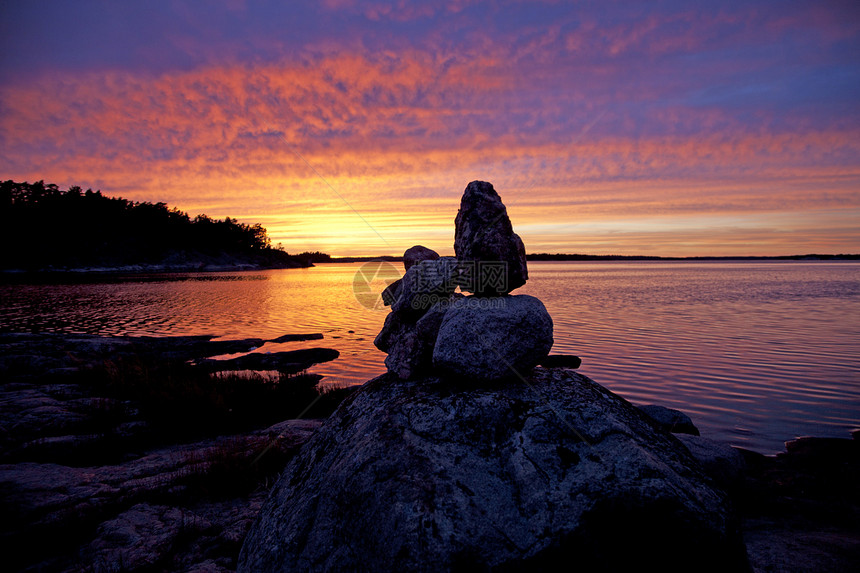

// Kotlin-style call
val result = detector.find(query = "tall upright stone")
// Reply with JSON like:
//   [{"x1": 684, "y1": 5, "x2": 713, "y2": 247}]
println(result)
[{"x1": 454, "y1": 181, "x2": 528, "y2": 295}]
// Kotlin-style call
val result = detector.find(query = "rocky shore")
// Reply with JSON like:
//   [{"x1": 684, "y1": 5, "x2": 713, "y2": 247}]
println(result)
[
  {"x1": 0, "y1": 331, "x2": 351, "y2": 572},
  {"x1": 1, "y1": 334, "x2": 858, "y2": 571}
]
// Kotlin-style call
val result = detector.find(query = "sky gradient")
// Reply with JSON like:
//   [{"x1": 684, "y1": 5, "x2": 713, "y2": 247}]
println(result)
[{"x1": 2, "y1": 0, "x2": 859, "y2": 256}]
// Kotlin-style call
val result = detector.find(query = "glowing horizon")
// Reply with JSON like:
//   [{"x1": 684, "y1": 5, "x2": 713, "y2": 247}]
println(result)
[{"x1": 1, "y1": 1, "x2": 858, "y2": 257}]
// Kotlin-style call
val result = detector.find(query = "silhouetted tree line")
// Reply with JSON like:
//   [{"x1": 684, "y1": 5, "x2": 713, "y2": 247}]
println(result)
[
  {"x1": 0, "y1": 180, "x2": 317, "y2": 270},
  {"x1": 293, "y1": 251, "x2": 332, "y2": 263}
]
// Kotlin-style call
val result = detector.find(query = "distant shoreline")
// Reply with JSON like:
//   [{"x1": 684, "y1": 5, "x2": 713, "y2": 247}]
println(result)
[
  {"x1": 323, "y1": 253, "x2": 860, "y2": 263},
  {"x1": 4, "y1": 253, "x2": 858, "y2": 276},
  {"x1": 0, "y1": 257, "x2": 314, "y2": 277}
]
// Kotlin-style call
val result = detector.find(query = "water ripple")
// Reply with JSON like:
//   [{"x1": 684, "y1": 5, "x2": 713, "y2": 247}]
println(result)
[{"x1": 2, "y1": 261, "x2": 859, "y2": 453}]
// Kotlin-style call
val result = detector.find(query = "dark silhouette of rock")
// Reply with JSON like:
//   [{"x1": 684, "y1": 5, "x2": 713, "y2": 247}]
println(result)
[
  {"x1": 432, "y1": 294, "x2": 553, "y2": 381},
  {"x1": 381, "y1": 278, "x2": 402, "y2": 306},
  {"x1": 403, "y1": 245, "x2": 440, "y2": 271},
  {"x1": 373, "y1": 311, "x2": 423, "y2": 379},
  {"x1": 538, "y1": 354, "x2": 582, "y2": 368},
  {"x1": 196, "y1": 348, "x2": 339, "y2": 374},
  {"x1": 677, "y1": 434, "x2": 747, "y2": 489},
  {"x1": 390, "y1": 257, "x2": 459, "y2": 318},
  {"x1": 739, "y1": 433, "x2": 860, "y2": 572},
  {"x1": 639, "y1": 404, "x2": 700, "y2": 435},
  {"x1": 267, "y1": 333, "x2": 323, "y2": 343},
  {"x1": 374, "y1": 296, "x2": 462, "y2": 380},
  {"x1": 454, "y1": 181, "x2": 528, "y2": 295},
  {"x1": 239, "y1": 368, "x2": 748, "y2": 572},
  {"x1": 374, "y1": 181, "x2": 536, "y2": 379},
  {"x1": 0, "y1": 332, "x2": 329, "y2": 381}
]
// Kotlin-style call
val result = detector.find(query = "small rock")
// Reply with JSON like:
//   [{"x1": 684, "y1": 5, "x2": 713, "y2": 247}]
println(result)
[
  {"x1": 391, "y1": 257, "x2": 459, "y2": 318},
  {"x1": 374, "y1": 297, "x2": 458, "y2": 379},
  {"x1": 267, "y1": 333, "x2": 324, "y2": 343},
  {"x1": 454, "y1": 181, "x2": 528, "y2": 295},
  {"x1": 538, "y1": 354, "x2": 582, "y2": 369},
  {"x1": 374, "y1": 312, "x2": 424, "y2": 379},
  {"x1": 432, "y1": 294, "x2": 553, "y2": 381},
  {"x1": 639, "y1": 404, "x2": 700, "y2": 436},
  {"x1": 403, "y1": 245, "x2": 440, "y2": 271}
]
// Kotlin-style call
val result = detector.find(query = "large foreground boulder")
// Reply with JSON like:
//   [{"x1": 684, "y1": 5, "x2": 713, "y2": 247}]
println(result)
[
  {"x1": 239, "y1": 368, "x2": 748, "y2": 572},
  {"x1": 432, "y1": 294, "x2": 553, "y2": 381}
]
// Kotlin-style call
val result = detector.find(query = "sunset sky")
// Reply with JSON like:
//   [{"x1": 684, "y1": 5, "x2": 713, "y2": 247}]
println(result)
[{"x1": 1, "y1": 0, "x2": 858, "y2": 256}]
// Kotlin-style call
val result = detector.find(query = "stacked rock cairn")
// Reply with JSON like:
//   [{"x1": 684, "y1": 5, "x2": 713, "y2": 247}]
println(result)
[{"x1": 374, "y1": 180, "x2": 555, "y2": 381}]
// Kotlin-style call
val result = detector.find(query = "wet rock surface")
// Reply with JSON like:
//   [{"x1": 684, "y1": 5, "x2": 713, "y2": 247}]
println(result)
[
  {"x1": 196, "y1": 348, "x2": 339, "y2": 374},
  {"x1": 0, "y1": 332, "x2": 332, "y2": 382},
  {"x1": 239, "y1": 367, "x2": 748, "y2": 572}
]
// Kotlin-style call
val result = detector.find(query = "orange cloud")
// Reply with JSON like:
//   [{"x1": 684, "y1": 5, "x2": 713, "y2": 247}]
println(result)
[{"x1": 1, "y1": 49, "x2": 858, "y2": 256}]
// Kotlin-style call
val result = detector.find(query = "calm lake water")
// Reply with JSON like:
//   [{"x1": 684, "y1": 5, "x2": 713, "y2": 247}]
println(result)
[{"x1": 2, "y1": 261, "x2": 859, "y2": 454}]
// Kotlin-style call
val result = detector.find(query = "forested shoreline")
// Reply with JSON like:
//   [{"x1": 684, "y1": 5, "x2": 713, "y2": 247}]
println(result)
[{"x1": 0, "y1": 180, "x2": 319, "y2": 271}]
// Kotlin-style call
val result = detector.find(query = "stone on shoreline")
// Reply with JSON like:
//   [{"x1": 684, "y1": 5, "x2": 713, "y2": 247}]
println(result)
[
  {"x1": 267, "y1": 333, "x2": 324, "y2": 343},
  {"x1": 454, "y1": 181, "x2": 528, "y2": 295},
  {"x1": 639, "y1": 404, "x2": 700, "y2": 436},
  {"x1": 390, "y1": 257, "x2": 459, "y2": 318},
  {"x1": 432, "y1": 294, "x2": 553, "y2": 381},
  {"x1": 374, "y1": 296, "x2": 462, "y2": 380},
  {"x1": 196, "y1": 348, "x2": 339, "y2": 375},
  {"x1": 403, "y1": 245, "x2": 440, "y2": 271}
]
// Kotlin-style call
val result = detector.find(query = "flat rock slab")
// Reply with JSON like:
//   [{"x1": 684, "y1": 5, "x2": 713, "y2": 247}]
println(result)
[
  {"x1": 198, "y1": 348, "x2": 339, "y2": 374},
  {"x1": 267, "y1": 333, "x2": 324, "y2": 343},
  {"x1": 240, "y1": 368, "x2": 748, "y2": 572},
  {"x1": 0, "y1": 333, "x2": 314, "y2": 379}
]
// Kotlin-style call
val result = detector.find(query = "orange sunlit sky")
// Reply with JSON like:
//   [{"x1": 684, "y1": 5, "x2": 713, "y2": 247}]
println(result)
[{"x1": 1, "y1": 0, "x2": 859, "y2": 257}]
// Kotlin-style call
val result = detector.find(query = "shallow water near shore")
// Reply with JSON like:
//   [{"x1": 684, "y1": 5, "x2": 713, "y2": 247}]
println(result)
[{"x1": 2, "y1": 261, "x2": 859, "y2": 454}]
